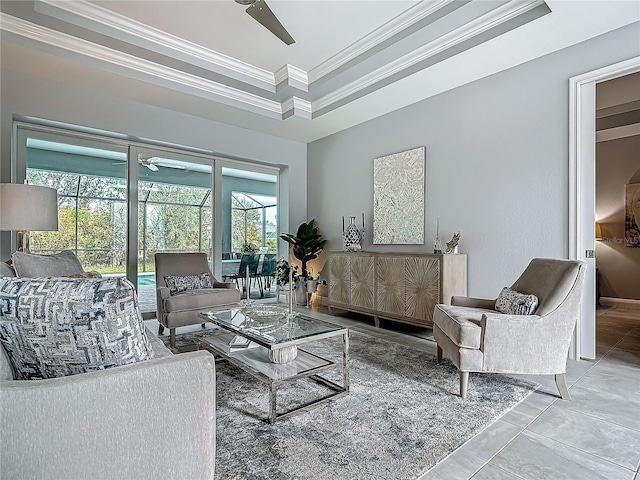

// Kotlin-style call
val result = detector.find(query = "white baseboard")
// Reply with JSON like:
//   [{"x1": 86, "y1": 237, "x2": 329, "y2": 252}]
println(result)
[{"x1": 600, "y1": 297, "x2": 640, "y2": 307}]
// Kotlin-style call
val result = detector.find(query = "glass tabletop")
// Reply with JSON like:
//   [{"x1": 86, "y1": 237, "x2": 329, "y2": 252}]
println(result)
[{"x1": 199, "y1": 306, "x2": 345, "y2": 347}]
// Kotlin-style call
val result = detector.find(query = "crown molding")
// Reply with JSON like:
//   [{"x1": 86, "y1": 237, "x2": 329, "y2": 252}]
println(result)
[
  {"x1": 313, "y1": 0, "x2": 546, "y2": 113},
  {"x1": 34, "y1": 0, "x2": 278, "y2": 92},
  {"x1": 307, "y1": 0, "x2": 454, "y2": 83},
  {"x1": 1, "y1": 0, "x2": 551, "y2": 123},
  {"x1": 275, "y1": 65, "x2": 309, "y2": 92},
  {"x1": 282, "y1": 97, "x2": 313, "y2": 120},
  {"x1": 596, "y1": 123, "x2": 640, "y2": 143},
  {"x1": 32, "y1": 0, "x2": 465, "y2": 93},
  {"x1": 0, "y1": 13, "x2": 285, "y2": 118}
]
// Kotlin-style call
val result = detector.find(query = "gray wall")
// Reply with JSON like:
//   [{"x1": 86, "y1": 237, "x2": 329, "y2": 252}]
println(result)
[
  {"x1": 308, "y1": 24, "x2": 640, "y2": 298},
  {"x1": 0, "y1": 65, "x2": 307, "y2": 260},
  {"x1": 596, "y1": 135, "x2": 640, "y2": 300}
]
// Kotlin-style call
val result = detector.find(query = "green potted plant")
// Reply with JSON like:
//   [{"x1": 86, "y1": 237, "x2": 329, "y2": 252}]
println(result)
[
  {"x1": 241, "y1": 242, "x2": 259, "y2": 255},
  {"x1": 280, "y1": 219, "x2": 327, "y2": 306},
  {"x1": 276, "y1": 257, "x2": 298, "y2": 287},
  {"x1": 280, "y1": 219, "x2": 327, "y2": 280}
]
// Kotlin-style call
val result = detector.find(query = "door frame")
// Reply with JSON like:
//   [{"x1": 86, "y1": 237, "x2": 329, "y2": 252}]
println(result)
[{"x1": 568, "y1": 55, "x2": 640, "y2": 360}]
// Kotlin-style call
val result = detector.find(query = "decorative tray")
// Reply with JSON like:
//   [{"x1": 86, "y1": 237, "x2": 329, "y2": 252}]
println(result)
[{"x1": 242, "y1": 305, "x2": 288, "y2": 323}]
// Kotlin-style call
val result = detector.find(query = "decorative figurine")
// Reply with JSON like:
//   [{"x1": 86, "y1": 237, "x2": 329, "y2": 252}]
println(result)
[{"x1": 445, "y1": 231, "x2": 461, "y2": 254}]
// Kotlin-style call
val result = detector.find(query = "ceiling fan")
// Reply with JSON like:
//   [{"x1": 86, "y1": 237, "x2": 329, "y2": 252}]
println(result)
[
  {"x1": 113, "y1": 157, "x2": 187, "y2": 172},
  {"x1": 235, "y1": 0, "x2": 295, "y2": 45}
]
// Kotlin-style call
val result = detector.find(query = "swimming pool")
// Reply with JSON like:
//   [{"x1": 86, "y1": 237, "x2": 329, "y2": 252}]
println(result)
[{"x1": 138, "y1": 274, "x2": 156, "y2": 286}]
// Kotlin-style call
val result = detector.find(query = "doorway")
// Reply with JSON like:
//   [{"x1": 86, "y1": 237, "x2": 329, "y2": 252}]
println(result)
[{"x1": 569, "y1": 56, "x2": 640, "y2": 360}]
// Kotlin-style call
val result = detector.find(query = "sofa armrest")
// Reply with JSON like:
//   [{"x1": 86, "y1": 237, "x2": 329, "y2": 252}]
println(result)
[
  {"x1": 213, "y1": 281, "x2": 235, "y2": 289},
  {"x1": 480, "y1": 312, "x2": 570, "y2": 374},
  {"x1": 157, "y1": 285, "x2": 170, "y2": 299},
  {"x1": 156, "y1": 286, "x2": 170, "y2": 324},
  {"x1": 1, "y1": 351, "x2": 216, "y2": 480},
  {"x1": 451, "y1": 296, "x2": 496, "y2": 309}
]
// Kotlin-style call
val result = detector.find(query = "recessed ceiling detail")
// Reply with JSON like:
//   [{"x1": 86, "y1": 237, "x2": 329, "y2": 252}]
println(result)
[
  {"x1": 1, "y1": 0, "x2": 550, "y2": 121},
  {"x1": 1, "y1": 1, "x2": 639, "y2": 143}
]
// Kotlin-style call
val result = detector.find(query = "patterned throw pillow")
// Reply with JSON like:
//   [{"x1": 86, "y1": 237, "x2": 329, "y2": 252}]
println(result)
[
  {"x1": 164, "y1": 273, "x2": 213, "y2": 296},
  {"x1": 495, "y1": 287, "x2": 539, "y2": 315},
  {"x1": 0, "y1": 277, "x2": 155, "y2": 380}
]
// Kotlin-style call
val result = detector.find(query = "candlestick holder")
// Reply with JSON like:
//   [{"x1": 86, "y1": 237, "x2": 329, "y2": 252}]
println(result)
[{"x1": 434, "y1": 236, "x2": 443, "y2": 254}]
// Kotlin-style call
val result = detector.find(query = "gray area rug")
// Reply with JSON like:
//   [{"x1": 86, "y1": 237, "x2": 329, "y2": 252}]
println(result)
[{"x1": 161, "y1": 328, "x2": 537, "y2": 479}]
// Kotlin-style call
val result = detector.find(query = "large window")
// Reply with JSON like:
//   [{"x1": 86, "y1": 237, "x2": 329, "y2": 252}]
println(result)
[
  {"x1": 27, "y1": 170, "x2": 128, "y2": 273},
  {"x1": 16, "y1": 124, "x2": 279, "y2": 317},
  {"x1": 138, "y1": 183, "x2": 212, "y2": 271},
  {"x1": 231, "y1": 192, "x2": 277, "y2": 253}
]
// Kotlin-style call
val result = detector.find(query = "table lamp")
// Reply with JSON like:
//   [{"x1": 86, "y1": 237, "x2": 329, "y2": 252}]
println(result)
[{"x1": 0, "y1": 183, "x2": 58, "y2": 253}]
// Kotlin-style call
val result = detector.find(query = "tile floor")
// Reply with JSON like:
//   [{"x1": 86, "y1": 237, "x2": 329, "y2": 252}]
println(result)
[
  {"x1": 296, "y1": 304, "x2": 640, "y2": 479},
  {"x1": 417, "y1": 304, "x2": 640, "y2": 480},
  {"x1": 149, "y1": 302, "x2": 640, "y2": 480}
]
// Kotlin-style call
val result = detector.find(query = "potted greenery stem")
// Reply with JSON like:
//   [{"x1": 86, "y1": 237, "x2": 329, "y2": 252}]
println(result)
[{"x1": 280, "y1": 219, "x2": 327, "y2": 305}]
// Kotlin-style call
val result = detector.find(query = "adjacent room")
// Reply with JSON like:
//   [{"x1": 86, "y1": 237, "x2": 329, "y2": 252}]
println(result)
[{"x1": 1, "y1": 1, "x2": 639, "y2": 479}]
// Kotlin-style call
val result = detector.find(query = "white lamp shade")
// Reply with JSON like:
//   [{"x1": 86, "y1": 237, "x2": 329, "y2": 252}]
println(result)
[{"x1": 0, "y1": 183, "x2": 58, "y2": 231}]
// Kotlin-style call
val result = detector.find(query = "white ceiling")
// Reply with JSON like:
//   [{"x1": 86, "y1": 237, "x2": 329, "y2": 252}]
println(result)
[{"x1": 1, "y1": 1, "x2": 639, "y2": 143}]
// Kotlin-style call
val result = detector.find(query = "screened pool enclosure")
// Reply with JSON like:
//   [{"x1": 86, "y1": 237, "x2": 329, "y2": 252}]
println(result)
[{"x1": 20, "y1": 134, "x2": 278, "y2": 315}]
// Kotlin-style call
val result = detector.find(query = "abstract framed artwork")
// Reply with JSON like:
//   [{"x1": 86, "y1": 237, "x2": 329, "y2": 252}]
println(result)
[
  {"x1": 625, "y1": 183, "x2": 640, "y2": 247},
  {"x1": 373, "y1": 147, "x2": 425, "y2": 245}
]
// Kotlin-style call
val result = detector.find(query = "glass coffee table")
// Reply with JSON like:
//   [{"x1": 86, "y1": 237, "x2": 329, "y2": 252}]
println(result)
[{"x1": 198, "y1": 306, "x2": 349, "y2": 423}]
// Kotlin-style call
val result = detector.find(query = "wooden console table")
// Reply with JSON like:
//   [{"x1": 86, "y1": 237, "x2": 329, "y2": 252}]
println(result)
[{"x1": 327, "y1": 251, "x2": 467, "y2": 328}]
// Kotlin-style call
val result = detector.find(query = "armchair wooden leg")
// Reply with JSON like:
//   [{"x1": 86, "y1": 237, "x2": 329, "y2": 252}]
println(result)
[
  {"x1": 158, "y1": 324, "x2": 165, "y2": 335},
  {"x1": 170, "y1": 328, "x2": 176, "y2": 349},
  {"x1": 555, "y1": 373, "x2": 571, "y2": 400},
  {"x1": 436, "y1": 345, "x2": 442, "y2": 364},
  {"x1": 460, "y1": 371, "x2": 469, "y2": 399}
]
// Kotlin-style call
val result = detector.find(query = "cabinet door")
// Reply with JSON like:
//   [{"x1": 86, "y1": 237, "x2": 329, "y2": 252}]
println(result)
[
  {"x1": 351, "y1": 255, "x2": 374, "y2": 309},
  {"x1": 329, "y1": 255, "x2": 350, "y2": 304},
  {"x1": 375, "y1": 256, "x2": 405, "y2": 316},
  {"x1": 405, "y1": 257, "x2": 440, "y2": 322}
]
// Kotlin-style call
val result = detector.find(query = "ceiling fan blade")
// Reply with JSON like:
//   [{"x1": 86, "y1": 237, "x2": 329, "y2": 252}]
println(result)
[
  {"x1": 245, "y1": 0, "x2": 295, "y2": 45},
  {"x1": 146, "y1": 163, "x2": 159, "y2": 172},
  {"x1": 148, "y1": 157, "x2": 187, "y2": 170},
  {"x1": 156, "y1": 163, "x2": 186, "y2": 170}
]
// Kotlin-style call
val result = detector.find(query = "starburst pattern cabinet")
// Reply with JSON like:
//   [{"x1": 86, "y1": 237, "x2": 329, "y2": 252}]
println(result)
[{"x1": 328, "y1": 252, "x2": 467, "y2": 327}]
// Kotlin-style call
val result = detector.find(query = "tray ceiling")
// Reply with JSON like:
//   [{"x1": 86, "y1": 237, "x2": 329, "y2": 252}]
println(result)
[{"x1": 1, "y1": 0, "x2": 639, "y2": 142}]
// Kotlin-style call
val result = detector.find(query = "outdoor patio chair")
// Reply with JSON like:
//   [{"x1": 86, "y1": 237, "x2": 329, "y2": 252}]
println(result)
[
  {"x1": 222, "y1": 253, "x2": 261, "y2": 298},
  {"x1": 259, "y1": 253, "x2": 277, "y2": 292}
]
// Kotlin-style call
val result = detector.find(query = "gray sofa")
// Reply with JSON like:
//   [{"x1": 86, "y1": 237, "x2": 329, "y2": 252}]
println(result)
[{"x1": 0, "y1": 274, "x2": 216, "y2": 479}]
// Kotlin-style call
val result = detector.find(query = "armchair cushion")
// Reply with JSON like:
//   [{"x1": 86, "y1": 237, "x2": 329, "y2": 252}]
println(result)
[
  {"x1": 164, "y1": 272, "x2": 213, "y2": 295},
  {"x1": 11, "y1": 250, "x2": 84, "y2": 278},
  {"x1": 495, "y1": 287, "x2": 539, "y2": 315},
  {"x1": 0, "y1": 277, "x2": 154, "y2": 380},
  {"x1": 164, "y1": 287, "x2": 240, "y2": 311},
  {"x1": 433, "y1": 304, "x2": 493, "y2": 349}
]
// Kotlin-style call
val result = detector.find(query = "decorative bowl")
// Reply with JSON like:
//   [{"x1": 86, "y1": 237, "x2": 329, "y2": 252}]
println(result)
[{"x1": 243, "y1": 305, "x2": 288, "y2": 323}]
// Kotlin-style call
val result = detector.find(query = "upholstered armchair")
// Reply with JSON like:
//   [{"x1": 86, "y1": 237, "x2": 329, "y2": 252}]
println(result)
[
  {"x1": 155, "y1": 253, "x2": 240, "y2": 348},
  {"x1": 433, "y1": 258, "x2": 586, "y2": 399}
]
